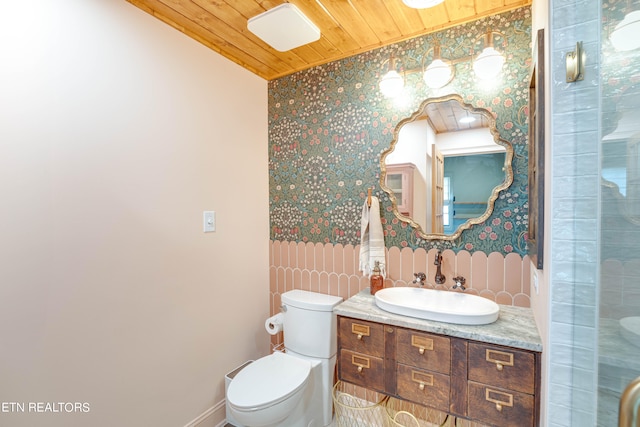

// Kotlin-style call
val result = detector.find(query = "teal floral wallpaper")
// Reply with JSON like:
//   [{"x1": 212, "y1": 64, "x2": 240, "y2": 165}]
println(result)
[{"x1": 268, "y1": 7, "x2": 532, "y2": 256}]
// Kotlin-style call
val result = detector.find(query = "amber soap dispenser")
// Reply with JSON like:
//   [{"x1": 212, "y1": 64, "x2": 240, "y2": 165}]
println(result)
[{"x1": 370, "y1": 261, "x2": 384, "y2": 295}]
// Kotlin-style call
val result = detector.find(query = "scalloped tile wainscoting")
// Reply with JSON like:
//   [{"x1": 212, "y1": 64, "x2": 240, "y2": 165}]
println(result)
[{"x1": 269, "y1": 241, "x2": 531, "y2": 349}]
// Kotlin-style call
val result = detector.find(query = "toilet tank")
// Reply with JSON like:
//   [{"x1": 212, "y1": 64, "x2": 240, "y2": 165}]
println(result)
[{"x1": 281, "y1": 290, "x2": 343, "y2": 359}]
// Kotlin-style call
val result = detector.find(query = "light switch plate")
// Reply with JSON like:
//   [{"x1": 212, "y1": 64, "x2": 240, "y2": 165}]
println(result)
[{"x1": 203, "y1": 211, "x2": 216, "y2": 233}]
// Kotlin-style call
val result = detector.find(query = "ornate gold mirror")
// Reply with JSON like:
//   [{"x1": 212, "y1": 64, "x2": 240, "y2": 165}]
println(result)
[{"x1": 380, "y1": 94, "x2": 514, "y2": 241}]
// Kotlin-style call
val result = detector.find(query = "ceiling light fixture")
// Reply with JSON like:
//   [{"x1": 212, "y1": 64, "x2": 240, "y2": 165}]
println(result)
[
  {"x1": 610, "y1": 10, "x2": 640, "y2": 51},
  {"x1": 247, "y1": 4, "x2": 320, "y2": 52},
  {"x1": 402, "y1": 0, "x2": 445, "y2": 8}
]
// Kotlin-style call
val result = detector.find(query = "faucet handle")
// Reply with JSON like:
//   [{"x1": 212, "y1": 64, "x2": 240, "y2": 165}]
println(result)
[
  {"x1": 453, "y1": 276, "x2": 466, "y2": 285},
  {"x1": 413, "y1": 272, "x2": 426, "y2": 286},
  {"x1": 452, "y1": 276, "x2": 466, "y2": 291}
]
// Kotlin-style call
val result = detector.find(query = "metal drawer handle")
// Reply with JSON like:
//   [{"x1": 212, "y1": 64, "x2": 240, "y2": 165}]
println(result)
[
  {"x1": 411, "y1": 336, "x2": 434, "y2": 354},
  {"x1": 486, "y1": 349, "x2": 514, "y2": 371},
  {"x1": 411, "y1": 371, "x2": 433, "y2": 391},
  {"x1": 351, "y1": 355, "x2": 370, "y2": 373},
  {"x1": 352, "y1": 324, "x2": 370, "y2": 340},
  {"x1": 485, "y1": 388, "x2": 513, "y2": 412}
]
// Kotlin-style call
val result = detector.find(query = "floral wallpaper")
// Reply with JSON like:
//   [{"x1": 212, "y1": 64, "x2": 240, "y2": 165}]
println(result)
[{"x1": 268, "y1": 7, "x2": 532, "y2": 256}]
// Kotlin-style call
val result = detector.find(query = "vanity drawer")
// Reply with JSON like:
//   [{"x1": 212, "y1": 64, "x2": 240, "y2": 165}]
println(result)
[
  {"x1": 339, "y1": 317, "x2": 385, "y2": 358},
  {"x1": 339, "y1": 349, "x2": 384, "y2": 392},
  {"x1": 396, "y1": 329, "x2": 450, "y2": 374},
  {"x1": 468, "y1": 343, "x2": 535, "y2": 394},
  {"x1": 467, "y1": 381, "x2": 534, "y2": 427},
  {"x1": 396, "y1": 364, "x2": 449, "y2": 412}
]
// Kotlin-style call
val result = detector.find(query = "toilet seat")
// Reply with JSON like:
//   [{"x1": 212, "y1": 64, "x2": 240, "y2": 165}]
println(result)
[{"x1": 227, "y1": 352, "x2": 311, "y2": 411}]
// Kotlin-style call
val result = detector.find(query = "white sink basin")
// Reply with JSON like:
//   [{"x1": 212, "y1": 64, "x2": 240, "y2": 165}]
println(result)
[{"x1": 374, "y1": 287, "x2": 500, "y2": 325}]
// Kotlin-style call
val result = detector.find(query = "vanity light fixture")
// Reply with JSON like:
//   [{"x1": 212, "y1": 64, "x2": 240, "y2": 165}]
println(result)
[
  {"x1": 473, "y1": 30, "x2": 506, "y2": 80},
  {"x1": 402, "y1": 0, "x2": 445, "y2": 9},
  {"x1": 423, "y1": 44, "x2": 454, "y2": 89},
  {"x1": 610, "y1": 10, "x2": 640, "y2": 51},
  {"x1": 379, "y1": 30, "x2": 507, "y2": 98},
  {"x1": 379, "y1": 55, "x2": 405, "y2": 98}
]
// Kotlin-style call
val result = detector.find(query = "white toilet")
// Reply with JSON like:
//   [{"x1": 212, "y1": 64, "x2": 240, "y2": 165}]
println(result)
[{"x1": 227, "y1": 290, "x2": 343, "y2": 427}]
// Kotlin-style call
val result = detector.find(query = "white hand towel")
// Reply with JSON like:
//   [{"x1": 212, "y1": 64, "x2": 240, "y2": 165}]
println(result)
[{"x1": 359, "y1": 196, "x2": 386, "y2": 278}]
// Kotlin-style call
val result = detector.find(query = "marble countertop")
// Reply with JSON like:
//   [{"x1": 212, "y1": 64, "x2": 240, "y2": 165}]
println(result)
[{"x1": 334, "y1": 290, "x2": 543, "y2": 352}]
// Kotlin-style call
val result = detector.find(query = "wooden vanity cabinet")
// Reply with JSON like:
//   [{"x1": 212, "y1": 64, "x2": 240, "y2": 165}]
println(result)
[
  {"x1": 337, "y1": 316, "x2": 541, "y2": 427},
  {"x1": 337, "y1": 318, "x2": 385, "y2": 392},
  {"x1": 395, "y1": 328, "x2": 451, "y2": 412},
  {"x1": 466, "y1": 342, "x2": 538, "y2": 426}
]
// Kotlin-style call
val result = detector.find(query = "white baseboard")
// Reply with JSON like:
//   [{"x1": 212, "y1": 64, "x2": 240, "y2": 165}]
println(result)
[{"x1": 183, "y1": 399, "x2": 226, "y2": 427}]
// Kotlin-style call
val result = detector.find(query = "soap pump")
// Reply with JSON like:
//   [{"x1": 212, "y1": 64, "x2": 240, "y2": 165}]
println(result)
[{"x1": 370, "y1": 261, "x2": 384, "y2": 295}]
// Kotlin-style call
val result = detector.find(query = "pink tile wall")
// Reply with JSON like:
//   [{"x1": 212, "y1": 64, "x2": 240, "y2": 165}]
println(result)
[{"x1": 269, "y1": 241, "x2": 531, "y2": 349}]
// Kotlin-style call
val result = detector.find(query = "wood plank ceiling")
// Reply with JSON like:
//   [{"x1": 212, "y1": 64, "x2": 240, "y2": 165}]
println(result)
[{"x1": 127, "y1": 0, "x2": 531, "y2": 81}]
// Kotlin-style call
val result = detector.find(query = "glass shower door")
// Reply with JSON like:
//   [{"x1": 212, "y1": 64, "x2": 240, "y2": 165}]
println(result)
[{"x1": 598, "y1": 0, "x2": 640, "y2": 423}]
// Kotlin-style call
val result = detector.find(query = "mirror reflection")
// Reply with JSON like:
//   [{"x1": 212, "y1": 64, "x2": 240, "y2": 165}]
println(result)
[
  {"x1": 381, "y1": 95, "x2": 513, "y2": 240},
  {"x1": 602, "y1": 85, "x2": 640, "y2": 227}
]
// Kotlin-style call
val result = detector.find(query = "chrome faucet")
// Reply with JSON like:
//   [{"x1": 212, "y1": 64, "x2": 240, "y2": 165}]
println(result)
[
  {"x1": 452, "y1": 276, "x2": 466, "y2": 291},
  {"x1": 434, "y1": 250, "x2": 445, "y2": 285},
  {"x1": 413, "y1": 272, "x2": 426, "y2": 287}
]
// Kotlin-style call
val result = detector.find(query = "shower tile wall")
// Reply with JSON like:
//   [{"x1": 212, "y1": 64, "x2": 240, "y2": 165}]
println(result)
[
  {"x1": 547, "y1": 0, "x2": 601, "y2": 424},
  {"x1": 269, "y1": 241, "x2": 530, "y2": 349}
]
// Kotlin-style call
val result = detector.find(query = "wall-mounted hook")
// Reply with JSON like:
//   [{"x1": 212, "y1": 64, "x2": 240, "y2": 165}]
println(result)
[{"x1": 566, "y1": 41, "x2": 585, "y2": 83}]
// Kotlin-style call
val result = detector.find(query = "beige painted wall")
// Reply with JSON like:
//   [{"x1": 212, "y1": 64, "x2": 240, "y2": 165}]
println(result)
[{"x1": 0, "y1": 1, "x2": 269, "y2": 426}]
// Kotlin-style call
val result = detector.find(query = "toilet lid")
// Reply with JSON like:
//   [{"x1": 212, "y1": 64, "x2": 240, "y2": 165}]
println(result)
[{"x1": 227, "y1": 352, "x2": 311, "y2": 410}]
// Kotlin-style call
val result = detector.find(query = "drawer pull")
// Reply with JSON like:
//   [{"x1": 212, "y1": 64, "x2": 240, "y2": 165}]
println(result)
[
  {"x1": 352, "y1": 324, "x2": 370, "y2": 340},
  {"x1": 486, "y1": 349, "x2": 514, "y2": 371},
  {"x1": 411, "y1": 370, "x2": 433, "y2": 391},
  {"x1": 485, "y1": 388, "x2": 513, "y2": 412},
  {"x1": 351, "y1": 355, "x2": 370, "y2": 373},
  {"x1": 411, "y1": 335, "x2": 433, "y2": 354}
]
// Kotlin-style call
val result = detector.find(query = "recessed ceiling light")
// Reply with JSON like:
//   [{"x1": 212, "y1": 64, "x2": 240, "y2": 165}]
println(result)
[
  {"x1": 248, "y1": 4, "x2": 320, "y2": 52},
  {"x1": 459, "y1": 116, "x2": 476, "y2": 124},
  {"x1": 402, "y1": 0, "x2": 445, "y2": 9}
]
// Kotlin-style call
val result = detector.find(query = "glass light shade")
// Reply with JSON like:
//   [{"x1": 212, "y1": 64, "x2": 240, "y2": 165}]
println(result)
[
  {"x1": 402, "y1": 0, "x2": 444, "y2": 8},
  {"x1": 473, "y1": 47, "x2": 505, "y2": 80},
  {"x1": 379, "y1": 70, "x2": 404, "y2": 98},
  {"x1": 610, "y1": 11, "x2": 640, "y2": 52},
  {"x1": 423, "y1": 59, "x2": 453, "y2": 89}
]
